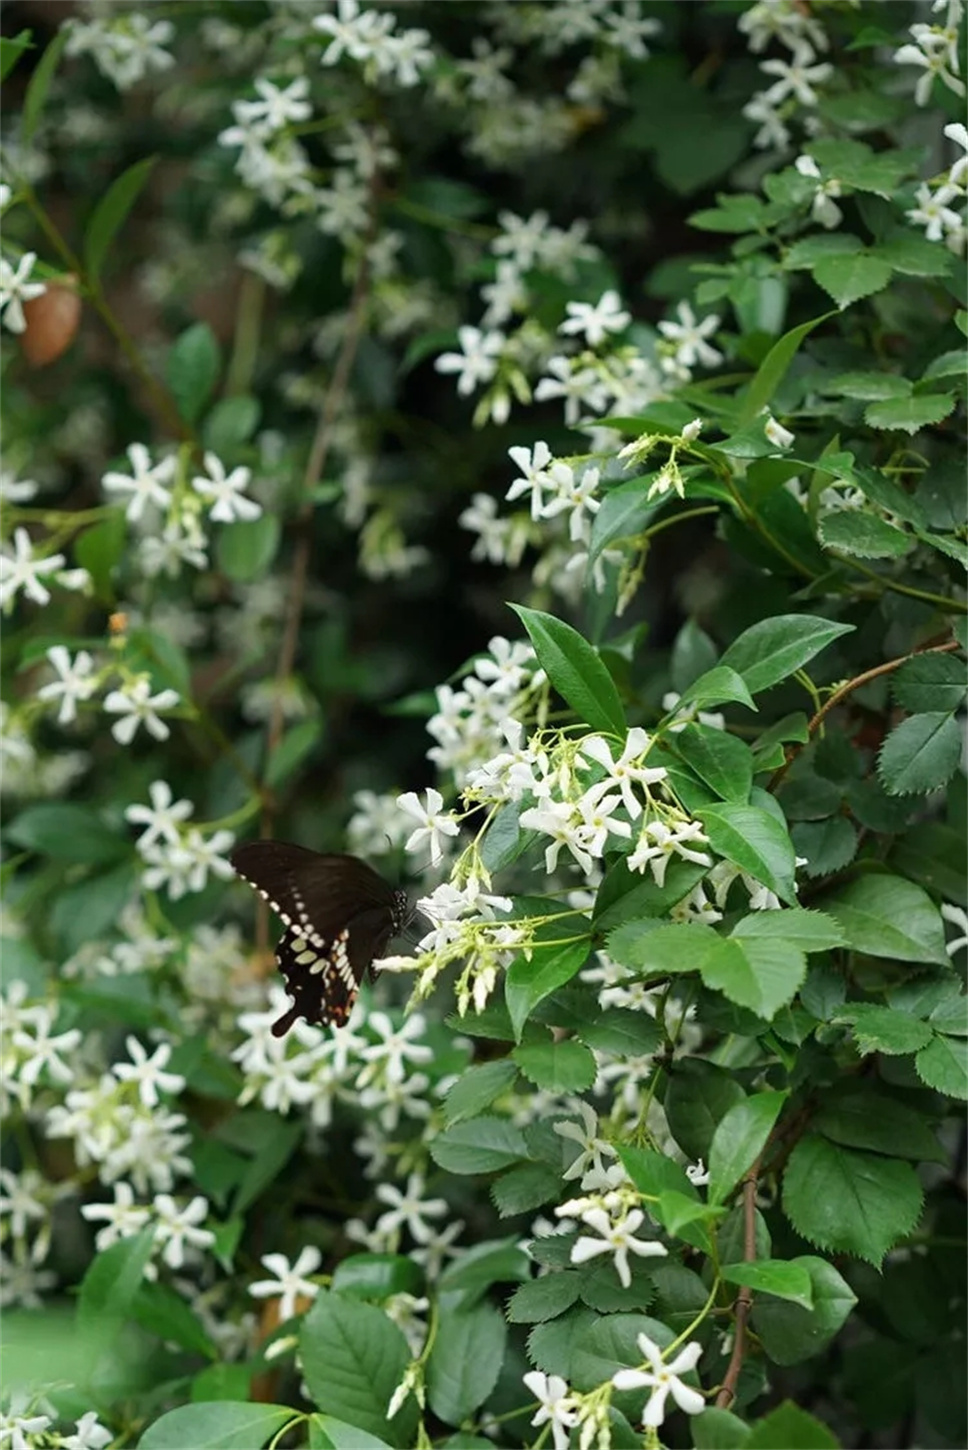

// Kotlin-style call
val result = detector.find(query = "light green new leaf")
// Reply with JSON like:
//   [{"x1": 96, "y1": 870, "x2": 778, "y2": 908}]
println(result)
[
  {"x1": 878, "y1": 712, "x2": 962, "y2": 796},
  {"x1": 512, "y1": 1039, "x2": 596, "y2": 1093},
  {"x1": 865, "y1": 394, "x2": 956, "y2": 434},
  {"x1": 821, "y1": 874, "x2": 948, "y2": 965},
  {"x1": 718, "y1": 614, "x2": 854, "y2": 696},
  {"x1": 782, "y1": 1135, "x2": 922, "y2": 1267},
  {"x1": 677, "y1": 664, "x2": 756, "y2": 714},
  {"x1": 708, "y1": 1091, "x2": 786, "y2": 1205},
  {"x1": 509, "y1": 605, "x2": 625, "y2": 736},
  {"x1": 721, "y1": 1258, "x2": 813, "y2": 1310},
  {"x1": 701, "y1": 936, "x2": 806, "y2": 1020},
  {"x1": 813, "y1": 251, "x2": 893, "y2": 308},
  {"x1": 833, "y1": 1004, "x2": 934, "y2": 1056}
]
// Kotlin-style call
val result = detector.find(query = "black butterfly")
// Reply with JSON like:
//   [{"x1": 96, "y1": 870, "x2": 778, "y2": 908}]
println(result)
[{"x1": 231, "y1": 841, "x2": 414, "y2": 1037}]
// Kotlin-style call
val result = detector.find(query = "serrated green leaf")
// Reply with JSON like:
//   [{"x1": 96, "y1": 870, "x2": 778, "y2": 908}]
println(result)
[
  {"x1": 892, "y1": 653, "x2": 967, "y2": 714},
  {"x1": 491, "y1": 1162, "x2": 561, "y2": 1217},
  {"x1": 821, "y1": 874, "x2": 949, "y2": 965},
  {"x1": 865, "y1": 394, "x2": 956, "y2": 434},
  {"x1": 833, "y1": 1004, "x2": 934, "y2": 1056},
  {"x1": 708, "y1": 1092, "x2": 786, "y2": 1205},
  {"x1": 819, "y1": 510, "x2": 914, "y2": 559},
  {"x1": 730, "y1": 907, "x2": 845, "y2": 953},
  {"x1": 782, "y1": 1135, "x2": 923, "y2": 1266},
  {"x1": 509, "y1": 605, "x2": 625, "y2": 736},
  {"x1": 878, "y1": 712, "x2": 962, "y2": 797},
  {"x1": 427, "y1": 1299, "x2": 506, "y2": 1426},
  {"x1": 507, "y1": 1273, "x2": 582, "y2": 1324},
  {"x1": 813, "y1": 251, "x2": 892, "y2": 307},
  {"x1": 702, "y1": 935, "x2": 806, "y2": 1020},
  {"x1": 443, "y1": 1059, "x2": 518, "y2": 1126},
  {"x1": 698, "y1": 802, "x2": 797, "y2": 904},
  {"x1": 300, "y1": 1292, "x2": 415, "y2": 1447},
  {"x1": 718, "y1": 615, "x2": 853, "y2": 696},
  {"x1": 790, "y1": 817, "x2": 859, "y2": 878},
  {"x1": 512, "y1": 1039, "x2": 596, "y2": 1093},
  {"x1": 430, "y1": 1117, "x2": 528, "y2": 1175},
  {"x1": 915, "y1": 1034, "x2": 968, "y2": 1099},
  {"x1": 331, "y1": 1255, "x2": 424, "y2": 1302},
  {"x1": 85, "y1": 157, "x2": 157, "y2": 285},
  {"x1": 692, "y1": 1407, "x2": 752, "y2": 1449}
]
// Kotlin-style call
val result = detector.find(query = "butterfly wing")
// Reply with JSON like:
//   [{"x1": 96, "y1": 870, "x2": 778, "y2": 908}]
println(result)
[{"x1": 231, "y1": 842, "x2": 410, "y2": 1035}]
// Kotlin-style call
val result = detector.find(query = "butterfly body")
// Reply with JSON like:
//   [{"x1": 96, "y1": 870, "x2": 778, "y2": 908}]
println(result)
[{"x1": 231, "y1": 841, "x2": 413, "y2": 1036}]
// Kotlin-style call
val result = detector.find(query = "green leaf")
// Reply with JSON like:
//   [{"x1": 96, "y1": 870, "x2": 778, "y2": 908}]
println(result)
[
  {"x1": 791, "y1": 817, "x2": 859, "y2": 878},
  {"x1": 677, "y1": 664, "x2": 756, "y2": 714},
  {"x1": 138, "y1": 1403, "x2": 295, "y2": 1450},
  {"x1": 5, "y1": 803, "x2": 129, "y2": 865},
  {"x1": 708, "y1": 1092, "x2": 786, "y2": 1205},
  {"x1": 78, "y1": 1227, "x2": 157, "y2": 1356},
  {"x1": 265, "y1": 719, "x2": 324, "y2": 790},
  {"x1": 587, "y1": 477, "x2": 662, "y2": 565},
  {"x1": 720, "y1": 1258, "x2": 813, "y2": 1309},
  {"x1": 665, "y1": 1059, "x2": 746, "y2": 1162},
  {"x1": 915, "y1": 1034, "x2": 968, "y2": 1099},
  {"x1": 718, "y1": 615, "x2": 853, "y2": 696},
  {"x1": 427, "y1": 1299, "x2": 506, "y2": 1426},
  {"x1": 832, "y1": 1004, "x2": 934, "y2": 1056},
  {"x1": 878, "y1": 712, "x2": 962, "y2": 796},
  {"x1": 752, "y1": 1257, "x2": 857, "y2": 1368},
  {"x1": 730, "y1": 908, "x2": 845, "y2": 953},
  {"x1": 892, "y1": 653, "x2": 967, "y2": 714},
  {"x1": 509, "y1": 605, "x2": 625, "y2": 736},
  {"x1": 167, "y1": 322, "x2": 222, "y2": 426},
  {"x1": 676, "y1": 725, "x2": 753, "y2": 802},
  {"x1": 443, "y1": 1059, "x2": 518, "y2": 1125},
  {"x1": 0, "y1": 32, "x2": 33, "y2": 83},
  {"x1": 865, "y1": 394, "x2": 956, "y2": 434},
  {"x1": 505, "y1": 937, "x2": 590, "y2": 1042},
  {"x1": 512, "y1": 1039, "x2": 596, "y2": 1093},
  {"x1": 430, "y1": 1117, "x2": 528, "y2": 1175},
  {"x1": 491, "y1": 1162, "x2": 561, "y2": 1217},
  {"x1": 570, "y1": 1313, "x2": 673, "y2": 1393},
  {"x1": 692, "y1": 1408, "x2": 752, "y2": 1449},
  {"x1": 203, "y1": 395, "x2": 261, "y2": 452},
  {"x1": 812, "y1": 1084, "x2": 946, "y2": 1162},
  {"x1": 22, "y1": 28, "x2": 70, "y2": 144},
  {"x1": 233, "y1": 1120, "x2": 302, "y2": 1214},
  {"x1": 313, "y1": 1417, "x2": 395, "y2": 1450},
  {"x1": 300, "y1": 1292, "x2": 416, "y2": 1447},
  {"x1": 439, "y1": 1237, "x2": 530, "y2": 1301},
  {"x1": 890, "y1": 822, "x2": 968, "y2": 906},
  {"x1": 747, "y1": 1400, "x2": 840, "y2": 1449},
  {"x1": 507, "y1": 1273, "x2": 582, "y2": 1323},
  {"x1": 617, "y1": 1145, "x2": 697, "y2": 1202},
  {"x1": 577, "y1": 1009, "x2": 663, "y2": 1057},
  {"x1": 85, "y1": 157, "x2": 157, "y2": 285},
  {"x1": 702, "y1": 936, "x2": 807, "y2": 1020},
  {"x1": 607, "y1": 920, "x2": 715, "y2": 975},
  {"x1": 191, "y1": 1365, "x2": 252, "y2": 1404},
  {"x1": 217, "y1": 514, "x2": 281, "y2": 582},
  {"x1": 698, "y1": 803, "x2": 797, "y2": 904},
  {"x1": 782, "y1": 1135, "x2": 923, "y2": 1266},
  {"x1": 133, "y1": 1281, "x2": 215, "y2": 1358},
  {"x1": 741, "y1": 311, "x2": 836, "y2": 423},
  {"x1": 75, "y1": 509, "x2": 127, "y2": 604},
  {"x1": 821, "y1": 874, "x2": 949, "y2": 965},
  {"x1": 813, "y1": 250, "x2": 892, "y2": 307},
  {"x1": 818, "y1": 510, "x2": 913, "y2": 559},
  {"x1": 331, "y1": 1255, "x2": 424, "y2": 1302}
]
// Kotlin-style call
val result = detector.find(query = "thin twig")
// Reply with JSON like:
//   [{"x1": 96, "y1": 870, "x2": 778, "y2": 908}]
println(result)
[
  {"x1": 769, "y1": 637, "x2": 961, "y2": 791},
  {"x1": 715, "y1": 1155, "x2": 761, "y2": 1410}
]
